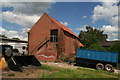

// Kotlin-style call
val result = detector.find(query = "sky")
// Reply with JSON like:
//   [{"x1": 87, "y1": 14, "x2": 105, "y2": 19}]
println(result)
[{"x1": 0, "y1": 0, "x2": 119, "y2": 41}]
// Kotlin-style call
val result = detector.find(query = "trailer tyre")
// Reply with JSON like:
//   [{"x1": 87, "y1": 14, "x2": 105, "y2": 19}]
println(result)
[
  {"x1": 105, "y1": 64, "x2": 113, "y2": 72},
  {"x1": 96, "y1": 63, "x2": 104, "y2": 70}
]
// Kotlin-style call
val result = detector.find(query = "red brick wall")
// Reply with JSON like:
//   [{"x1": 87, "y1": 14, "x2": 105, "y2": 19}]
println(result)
[
  {"x1": 28, "y1": 14, "x2": 81, "y2": 61},
  {"x1": 36, "y1": 42, "x2": 58, "y2": 61},
  {"x1": 28, "y1": 14, "x2": 64, "y2": 61},
  {"x1": 64, "y1": 31, "x2": 78, "y2": 55}
]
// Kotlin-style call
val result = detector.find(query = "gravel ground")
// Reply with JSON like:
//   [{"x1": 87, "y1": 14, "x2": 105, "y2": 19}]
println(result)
[
  {"x1": 2, "y1": 66, "x2": 48, "y2": 78},
  {"x1": 41, "y1": 61, "x2": 120, "y2": 74},
  {"x1": 114, "y1": 69, "x2": 120, "y2": 74},
  {"x1": 42, "y1": 61, "x2": 95, "y2": 70}
]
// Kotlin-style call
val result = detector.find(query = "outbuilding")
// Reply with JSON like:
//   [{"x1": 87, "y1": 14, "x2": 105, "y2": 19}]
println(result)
[
  {"x1": 28, "y1": 13, "x2": 83, "y2": 61},
  {"x1": 0, "y1": 37, "x2": 28, "y2": 54}
]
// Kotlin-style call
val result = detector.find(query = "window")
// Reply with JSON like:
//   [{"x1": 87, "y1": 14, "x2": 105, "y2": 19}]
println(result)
[
  {"x1": 13, "y1": 49, "x2": 19, "y2": 53},
  {"x1": 22, "y1": 46, "x2": 26, "y2": 50},
  {"x1": 50, "y1": 29, "x2": 58, "y2": 42}
]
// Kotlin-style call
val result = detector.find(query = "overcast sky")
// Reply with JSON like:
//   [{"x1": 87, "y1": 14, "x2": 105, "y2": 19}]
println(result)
[{"x1": 0, "y1": 0, "x2": 119, "y2": 41}]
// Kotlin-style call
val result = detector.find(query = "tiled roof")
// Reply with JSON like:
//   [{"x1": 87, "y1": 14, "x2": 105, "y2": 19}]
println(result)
[
  {"x1": 45, "y1": 13, "x2": 77, "y2": 38},
  {"x1": 78, "y1": 41, "x2": 84, "y2": 47}
]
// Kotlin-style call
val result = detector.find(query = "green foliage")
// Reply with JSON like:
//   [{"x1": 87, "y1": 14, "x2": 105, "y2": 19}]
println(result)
[
  {"x1": 0, "y1": 34, "x2": 20, "y2": 40},
  {"x1": 119, "y1": 57, "x2": 120, "y2": 63},
  {"x1": 109, "y1": 42, "x2": 120, "y2": 63},
  {"x1": 0, "y1": 34, "x2": 7, "y2": 38},
  {"x1": 78, "y1": 26, "x2": 107, "y2": 48},
  {"x1": 12, "y1": 37, "x2": 20, "y2": 40},
  {"x1": 109, "y1": 42, "x2": 120, "y2": 53},
  {"x1": 87, "y1": 43, "x2": 106, "y2": 51}
]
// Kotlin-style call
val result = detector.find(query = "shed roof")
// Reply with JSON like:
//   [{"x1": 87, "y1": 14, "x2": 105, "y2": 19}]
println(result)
[
  {"x1": 99, "y1": 41, "x2": 120, "y2": 47},
  {"x1": 0, "y1": 37, "x2": 28, "y2": 43},
  {"x1": 45, "y1": 13, "x2": 77, "y2": 37}
]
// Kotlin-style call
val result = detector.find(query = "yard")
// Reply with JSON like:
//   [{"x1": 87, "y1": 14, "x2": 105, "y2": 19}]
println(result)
[
  {"x1": 2, "y1": 62, "x2": 119, "y2": 79},
  {"x1": 39, "y1": 64, "x2": 118, "y2": 78}
]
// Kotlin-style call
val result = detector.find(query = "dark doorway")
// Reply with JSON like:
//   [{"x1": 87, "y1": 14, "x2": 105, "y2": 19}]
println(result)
[{"x1": 50, "y1": 29, "x2": 58, "y2": 42}]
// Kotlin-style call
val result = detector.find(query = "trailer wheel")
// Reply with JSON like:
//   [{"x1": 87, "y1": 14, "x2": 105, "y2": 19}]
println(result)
[
  {"x1": 96, "y1": 63, "x2": 104, "y2": 70},
  {"x1": 105, "y1": 64, "x2": 113, "y2": 72}
]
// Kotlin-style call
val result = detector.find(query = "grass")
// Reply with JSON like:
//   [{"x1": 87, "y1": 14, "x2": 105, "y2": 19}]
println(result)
[
  {"x1": 39, "y1": 64, "x2": 62, "y2": 71},
  {"x1": 39, "y1": 64, "x2": 118, "y2": 78}
]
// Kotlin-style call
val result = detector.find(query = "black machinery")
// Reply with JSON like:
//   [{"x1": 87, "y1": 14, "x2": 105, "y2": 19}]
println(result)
[{"x1": 0, "y1": 45, "x2": 41, "y2": 72}]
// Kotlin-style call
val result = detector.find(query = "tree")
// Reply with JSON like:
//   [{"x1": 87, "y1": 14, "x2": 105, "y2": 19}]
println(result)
[
  {"x1": 109, "y1": 42, "x2": 120, "y2": 53},
  {"x1": 109, "y1": 42, "x2": 120, "y2": 63},
  {"x1": 87, "y1": 43, "x2": 106, "y2": 51},
  {"x1": 0, "y1": 34, "x2": 7, "y2": 38},
  {"x1": 78, "y1": 26, "x2": 108, "y2": 48},
  {"x1": 12, "y1": 38, "x2": 20, "y2": 40}
]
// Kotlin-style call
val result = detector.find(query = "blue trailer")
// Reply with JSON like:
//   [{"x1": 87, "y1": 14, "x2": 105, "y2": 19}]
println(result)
[{"x1": 76, "y1": 48, "x2": 119, "y2": 72}]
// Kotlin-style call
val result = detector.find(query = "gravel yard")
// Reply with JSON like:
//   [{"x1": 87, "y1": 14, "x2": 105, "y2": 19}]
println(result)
[
  {"x1": 41, "y1": 61, "x2": 95, "y2": 70},
  {"x1": 41, "y1": 61, "x2": 120, "y2": 74},
  {"x1": 1, "y1": 61, "x2": 119, "y2": 78}
]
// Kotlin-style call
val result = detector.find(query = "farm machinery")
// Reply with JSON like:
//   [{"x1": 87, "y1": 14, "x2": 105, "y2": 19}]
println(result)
[{"x1": 0, "y1": 45, "x2": 41, "y2": 72}]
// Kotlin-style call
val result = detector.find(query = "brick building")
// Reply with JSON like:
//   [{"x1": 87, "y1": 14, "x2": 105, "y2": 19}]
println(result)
[{"x1": 28, "y1": 13, "x2": 83, "y2": 61}]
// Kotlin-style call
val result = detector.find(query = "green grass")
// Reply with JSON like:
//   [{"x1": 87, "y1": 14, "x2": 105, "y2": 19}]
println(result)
[
  {"x1": 39, "y1": 64, "x2": 62, "y2": 71},
  {"x1": 39, "y1": 64, "x2": 118, "y2": 78}
]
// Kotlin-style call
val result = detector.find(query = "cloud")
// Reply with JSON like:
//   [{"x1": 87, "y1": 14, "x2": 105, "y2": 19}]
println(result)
[
  {"x1": 0, "y1": 27, "x2": 30, "y2": 40},
  {"x1": 4, "y1": 26, "x2": 14, "y2": 29},
  {"x1": 0, "y1": 27, "x2": 19, "y2": 39},
  {"x1": 113, "y1": 39, "x2": 119, "y2": 41},
  {"x1": 76, "y1": 25, "x2": 88, "y2": 31},
  {"x1": 2, "y1": 2, "x2": 54, "y2": 27},
  {"x1": 3, "y1": 2, "x2": 53, "y2": 16},
  {"x1": 75, "y1": 25, "x2": 119, "y2": 41},
  {"x1": 0, "y1": 27, "x2": 6, "y2": 34},
  {"x1": 83, "y1": 16, "x2": 87, "y2": 19},
  {"x1": 2, "y1": 2, "x2": 54, "y2": 40},
  {"x1": 107, "y1": 32, "x2": 118, "y2": 41},
  {"x1": 101, "y1": 25, "x2": 118, "y2": 32},
  {"x1": 98, "y1": 0, "x2": 118, "y2": 2},
  {"x1": 92, "y1": 1, "x2": 119, "y2": 41},
  {"x1": 92, "y1": 1, "x2": 118, "y2": 24},
  {"x1": 3, "y1": 11, "x2": 40, "y2": 27},
  {"x1": 101, "y1": 25, "x2": 119, "y2": 40},
  {"x1": 76, "y1": 28, "x2": 86, "y2": 31},
  {"x1": 60, "y1": 22, "x2": 69, "y2": 26},
  {"x1": 2, "y1": 0, "x2": 54, "y2": 2}
]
